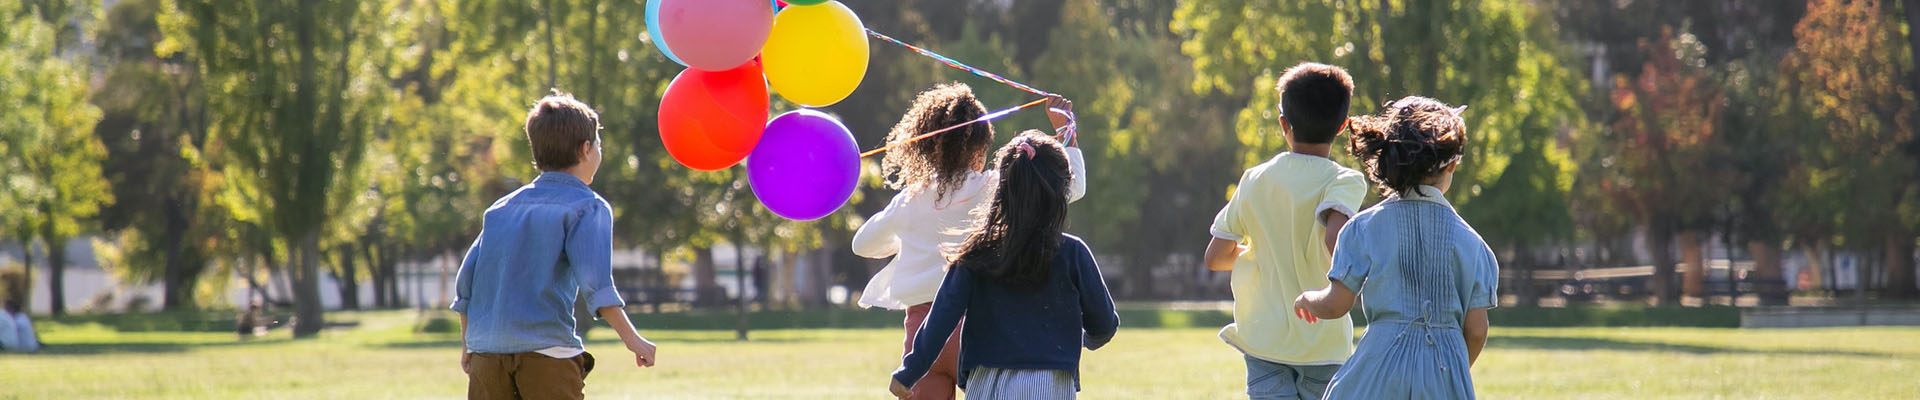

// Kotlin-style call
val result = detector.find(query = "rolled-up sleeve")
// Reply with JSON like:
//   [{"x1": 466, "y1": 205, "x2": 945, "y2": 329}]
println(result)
[
  {"x1": 567, "y1": 199, "x2": 625, "y2": 314},
  {"x1": 1317, "y1": 170, "x2": 1367, "y2": 227},
  {"x1": 450, "y1": 234, "x2": 483, "y2": 313}
]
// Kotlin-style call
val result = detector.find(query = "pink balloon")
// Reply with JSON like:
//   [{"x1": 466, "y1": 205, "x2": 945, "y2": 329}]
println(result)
[{"x1": 658, "y1": 0, "x2": 774, "y2": 71}]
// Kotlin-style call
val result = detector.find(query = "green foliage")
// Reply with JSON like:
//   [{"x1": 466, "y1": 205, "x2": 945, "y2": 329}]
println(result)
[
  {"x1": 1175, "y1": 0, "x2": 1585, "y2": 249},
  {"x1": 159, "y1": 0, "x2": 399, "y2": 334},
  {"x1": 0, "y1": 0, "x2": 113, "y2": 315}
]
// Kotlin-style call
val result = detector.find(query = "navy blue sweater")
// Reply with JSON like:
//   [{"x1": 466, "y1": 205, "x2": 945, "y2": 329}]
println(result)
[{"x1": 892, "y1": 234, "x2": 1120, "y2": 390}]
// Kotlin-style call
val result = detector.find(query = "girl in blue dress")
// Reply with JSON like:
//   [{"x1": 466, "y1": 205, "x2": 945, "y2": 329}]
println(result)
[{"x1": 1292, "y1": 96, "x2": 1498, "y2": 399}]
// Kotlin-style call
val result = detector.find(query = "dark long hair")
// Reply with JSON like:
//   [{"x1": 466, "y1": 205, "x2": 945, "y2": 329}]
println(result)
[
  {"x1": 1346, "y1": 96, "x2": 1468, "y2": 197},
  {"x1": 947, "y1": 131, "x2": 1072, "y2": 288},
  {"x1": 881, "y1": 83, "x2": 994, "y2": 203}
]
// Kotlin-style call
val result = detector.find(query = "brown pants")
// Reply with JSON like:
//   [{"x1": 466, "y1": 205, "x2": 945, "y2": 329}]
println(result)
[
  {"x1": 467, "y1": 351, "x2": 596, "y2": 400},
  {"x1": 902, "y1": 303, "x2": 964, "y2": 400}
]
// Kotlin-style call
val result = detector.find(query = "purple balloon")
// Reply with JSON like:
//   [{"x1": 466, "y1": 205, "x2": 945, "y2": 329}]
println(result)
[{"x1": 748, "y1": 109, "x2": 860, "y2": 220}]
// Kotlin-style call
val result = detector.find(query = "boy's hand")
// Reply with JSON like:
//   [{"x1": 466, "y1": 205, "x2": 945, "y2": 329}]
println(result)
[
  {"x1": 628, "y1": 336, "x2": 657, "y2": 368},
  {"x1": 1292, "y1": 293, "x2": 1320, "y2": 323},
  {"x1": 889, "y1": 379, "x2": 911, "y2": 398},
  {"x1": 461, "y1": 352, "x2": 472, "y2": 374}
]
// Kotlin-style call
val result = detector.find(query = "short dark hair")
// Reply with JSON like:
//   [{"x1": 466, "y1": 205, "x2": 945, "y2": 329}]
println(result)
[
  {"x1": 525, "y1": 93, "x2": 602, "y2": 171},
  {"x1": 1277, "y1": 63, "x2": 1354, "y2": 144}
]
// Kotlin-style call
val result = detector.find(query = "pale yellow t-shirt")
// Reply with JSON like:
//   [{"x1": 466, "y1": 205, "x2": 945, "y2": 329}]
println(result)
[{"x1": 1211, "y1": 152, "x2": 1368, "y2": 365}]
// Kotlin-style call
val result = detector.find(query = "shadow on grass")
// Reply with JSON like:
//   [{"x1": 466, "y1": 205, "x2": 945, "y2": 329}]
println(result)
[
  {"x1": 36, "y1": 338, "x2": 295, "y2": 355},
  {"x1": 371, "y1": 336, "x2": 822, "y2": 350},
  {"x1": 1488, "y1": 335, "x2": 1897, "y2": 358}
]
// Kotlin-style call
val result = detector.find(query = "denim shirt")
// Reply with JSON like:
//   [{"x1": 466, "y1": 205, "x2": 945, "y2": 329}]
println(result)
[{"x1": 452, "y1": 171, "x2": 625, "y2": 354}]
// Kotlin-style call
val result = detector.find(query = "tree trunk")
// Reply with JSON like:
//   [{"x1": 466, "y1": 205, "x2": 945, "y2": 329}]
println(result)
[
  {"x1": 1886, "y1": 233, "x2": 1917, "y2": 298},
  {"x1": 365, "y1": 243, "x2": 385, "y2": 308},
  {"x1": 1648, "y1": 223, "x2": 1678, "y2": 305},
  {"x1": 47, "y1": 237, "x2": 67, "y2": 316},
  {"x1": 1803, "y1": 242, "x2": 1828, "y2": 291},
  {"x1": 735, "y1": 242, "x2": 749, "y2": 341},
  {"x1": 439, "y1": 249, "x2": 452, "y2": 308},
  {"x1": 414, "y1": 251, "x2": 426, "y2": 309},
  {"x1": 1679, "y1": 230, "x2": 1707, "y2": 300},
  {"x1": 694, "y1": 246, "x2": 719, "y2": 307},
  {"x1": 162, "y1": 198, "x2": 195, "y2": 310},
  {"x1": 1515, "y1": 251, "x2": 1536, "y2": 307},
  {"x1": 1749, "y1": 240, "x2": 1788, "y2": 306},
  {"x1": 338, "y1": 244, "x2": 360, "y2": 310},
  {"x1": 18, "y1": 240, "x2": 32, "y2": 313},
  {"x1": 384, "y1": 244, "x2": 401, "y2": 309},
  {"x1": 291, "y1": 232, "x2": 325, "y2": 338}
]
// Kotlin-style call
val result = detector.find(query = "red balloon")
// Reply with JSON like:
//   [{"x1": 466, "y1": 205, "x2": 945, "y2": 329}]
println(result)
[{"x1": 659, "y1": 61, "x2": 769, "y2": 170}]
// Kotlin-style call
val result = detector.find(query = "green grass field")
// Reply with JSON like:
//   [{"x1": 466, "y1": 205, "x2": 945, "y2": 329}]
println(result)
[{"x1": 2, "y1": 310, "x2": 1915, "y2": 399}]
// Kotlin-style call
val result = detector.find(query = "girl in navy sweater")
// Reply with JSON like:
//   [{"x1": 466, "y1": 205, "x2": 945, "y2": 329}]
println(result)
[{"x1": 889, "y1": 132, "x2": 1120, "y2": 399}]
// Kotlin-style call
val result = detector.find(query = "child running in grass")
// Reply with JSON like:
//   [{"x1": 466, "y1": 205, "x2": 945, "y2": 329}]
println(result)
[
  {"x1": 889, "y1": 132, "x2": 1119, "y2": 400},
  {"x1": 853, "y1": 83, "x2": 1087, "y2": 400},
  {"x1": 1201, "y1": 62, "x2": 1368, "y2": 400},
  {"x1": 453, "y1": 94, "x2": 657, "y2": 400},
  {"x1": 1293, "y1": 96, "x2": 1498, "y2": 399}
]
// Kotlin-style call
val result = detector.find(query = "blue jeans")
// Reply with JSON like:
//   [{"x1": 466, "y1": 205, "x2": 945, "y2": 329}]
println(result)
[{"x1": 1245, "y1": 356, "x2": 1339, "y2": 400}]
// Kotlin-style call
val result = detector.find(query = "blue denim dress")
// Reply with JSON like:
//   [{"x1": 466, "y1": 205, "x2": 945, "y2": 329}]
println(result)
[{"x1": 1323, "y1": 186, "x2": 1499, "y2": 399}]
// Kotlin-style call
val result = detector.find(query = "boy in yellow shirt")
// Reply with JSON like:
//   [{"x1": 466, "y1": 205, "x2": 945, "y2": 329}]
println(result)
[{"x1": 1202, "y1": 63, "x2": 1367, "y2": 400}]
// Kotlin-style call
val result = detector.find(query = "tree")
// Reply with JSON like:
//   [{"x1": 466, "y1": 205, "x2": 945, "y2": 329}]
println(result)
[
  {"x1": 1588, "y1": 28, "x2": 1735, "y2": 303},
  {"x1": 0, "y1": 0, "x2": 112, "y2": 316},
  {"x1": 91, "y1": 0, "x2": 224, "y2": 310},
  {"x1": 1782, "y1": 0, "x2": 1918, "y2": 298},
  {"x1": 1177, "y1": 0, "x2": 1587, "y2": 301},
  {"x1": 160, "y1": 0, "x2": 395, "y2": 336}
]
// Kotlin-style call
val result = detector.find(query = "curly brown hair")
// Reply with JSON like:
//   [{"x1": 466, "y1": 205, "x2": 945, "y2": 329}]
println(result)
[
  {"x1": 1346, "y1": 96, "x2": 1468, "y2": 197},
  {"x1": 881, "y1": 83, "x2": 994, "y2": 203}
]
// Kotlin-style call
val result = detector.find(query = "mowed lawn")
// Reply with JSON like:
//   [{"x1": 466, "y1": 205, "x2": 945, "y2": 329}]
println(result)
[{"x1": 2, "y1": 311, "x2": 1916, "y2": 399}]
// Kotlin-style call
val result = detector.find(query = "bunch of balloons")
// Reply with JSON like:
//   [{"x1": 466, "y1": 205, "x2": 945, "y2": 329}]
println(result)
[{"x1": 649, "y1": 0, "x2": 868, "y2": 220}]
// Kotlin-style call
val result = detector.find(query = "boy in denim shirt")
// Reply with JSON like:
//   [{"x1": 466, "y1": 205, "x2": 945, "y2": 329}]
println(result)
[{"x1": 454, "y1": 94, "x2": 657, "y2": 400}]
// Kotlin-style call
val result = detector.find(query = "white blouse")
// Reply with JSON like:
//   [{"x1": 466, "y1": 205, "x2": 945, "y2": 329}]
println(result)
[{"x1": 852, "y1": 147, "x2": 1087, "y2": 309}]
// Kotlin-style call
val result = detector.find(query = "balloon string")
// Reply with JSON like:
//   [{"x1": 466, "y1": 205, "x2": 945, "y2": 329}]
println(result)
[
  {"x1": 859, "y1": 29, "x2": 1058, "y2": 158},
  {"x1": 866, "y1": 29, "x2": 1055, "y2": 97},
  {"x1": 860, "y1": 98, "x2": 1048, "y2": 158}
]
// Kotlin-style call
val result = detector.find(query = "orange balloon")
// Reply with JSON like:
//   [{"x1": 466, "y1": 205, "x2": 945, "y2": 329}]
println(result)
[{"x1": 659, "y1": 61, "x2": 770, "y2": 170}]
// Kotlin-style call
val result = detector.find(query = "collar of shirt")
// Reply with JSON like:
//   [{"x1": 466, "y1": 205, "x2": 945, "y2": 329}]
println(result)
[
  {"x1": 1391, "y1": 185, "x2": 1452, "y2": 207},
  {"x1": 534, "y1": 171, "x2": 589, "y2": 188}
]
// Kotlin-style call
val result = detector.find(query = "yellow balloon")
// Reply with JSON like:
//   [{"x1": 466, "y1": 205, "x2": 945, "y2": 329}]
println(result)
[{"x1": 762, "y1": 0, "x2": 868, "y2": 107}]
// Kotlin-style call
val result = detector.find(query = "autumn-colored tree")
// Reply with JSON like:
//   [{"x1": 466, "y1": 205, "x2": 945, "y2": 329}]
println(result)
[
  {"x1": 1782, "y1": 0, "x2": 1918, "y2": 298},
  {"x1": 1594, "y1": 27, "x2": 1736, "y2": 303}
]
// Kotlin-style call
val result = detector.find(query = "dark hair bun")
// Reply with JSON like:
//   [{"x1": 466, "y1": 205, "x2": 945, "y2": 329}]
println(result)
[{"x1": 1345, "y1": 96, "x2": 1467, "y2": 197}]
